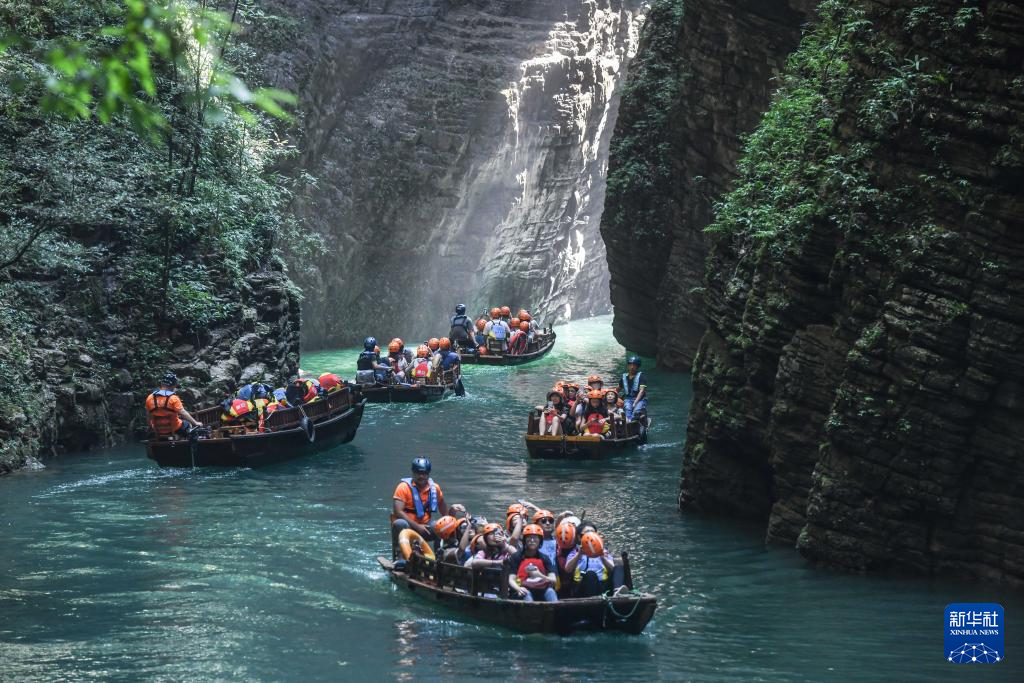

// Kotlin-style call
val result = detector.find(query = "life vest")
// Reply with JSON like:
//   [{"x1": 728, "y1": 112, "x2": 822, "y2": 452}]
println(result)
[
  {"x1": 516, "y1": 557, "x2": 548, "y2": 583},
  {"x1": 146, "y1": 389, "x2": 182, "y2": 436},
  {"x1": 411, "y1": 359, "x2": 431, "y2": 379},
  {"x1": 318, "y1": 373, "x2": 344, "y2": 392},
  {"x1": 272, "y1": 387, "x2": 288, "y2": 405},
  {"x1": 400, "y1": 477, "x2": 438, "y2": 522},
  {"x1": 357, "y1": 350, "x2": 376, "y2": 371},
  {"x1": 622, "y1": 371, "x2": 645, "y2": 398},
  {"x1": 222, "y1": 398, "x2": 256, "y2": 424},
  {"x1": 586, "y1": 415, "x2": 607, "y2": 434},
  {"x1": 489, "y1": 320, "x2": 507, "y2": 341},
  {"x1": 285, "y1": 380, "x2": 318, "y2": 406},
  {"x1": 508, "y1": 330, "x2": 527, "y2": 354},
  {"x1": 450, "y1": 314, "x2": 472, "y2": 341}
]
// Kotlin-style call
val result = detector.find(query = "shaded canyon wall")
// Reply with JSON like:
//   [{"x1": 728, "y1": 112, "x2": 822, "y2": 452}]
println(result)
[
  {"x1": 605, "y1": 0, "x2": 1024, "y2": 583},
  {"x1": 257, "y1": 0, "x2": 646, "y2": 348},
  {"x1": 601, "y1": 0, "x2": 814, "y2": 369}
]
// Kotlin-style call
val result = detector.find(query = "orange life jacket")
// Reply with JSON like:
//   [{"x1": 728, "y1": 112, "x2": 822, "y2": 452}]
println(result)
[
  {"x1": 319, "y1": 373, "x2": 344, "y2": 392},
  {"x1": 146, "y1": 389, "x2": 182, "y2": 436}
]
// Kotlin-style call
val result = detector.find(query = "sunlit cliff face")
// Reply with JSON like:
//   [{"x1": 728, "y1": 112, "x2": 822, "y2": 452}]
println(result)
[{"x1": 259, "y1": 0, "x2": 645, "y2": 348}]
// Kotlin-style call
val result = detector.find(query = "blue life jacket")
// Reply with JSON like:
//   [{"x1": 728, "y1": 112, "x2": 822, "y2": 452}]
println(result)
[
  {"x1": 440, "y1": 351, "x2": 460, "y2": 371},
  {"x1": 357, "y1": 350, "x2": 377, "y2": 371},
  {"x1": 401, "y1": 477, "x2": 438, "y2": 520},
  {"x1": 621, "y1": 371, "x2": 644, "y2": 398}
]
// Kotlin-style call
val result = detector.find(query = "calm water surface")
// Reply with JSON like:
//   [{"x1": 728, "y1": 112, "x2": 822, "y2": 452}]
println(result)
[{"x1": 0, "y1": 316, "x2": 1019, "y2": 681}]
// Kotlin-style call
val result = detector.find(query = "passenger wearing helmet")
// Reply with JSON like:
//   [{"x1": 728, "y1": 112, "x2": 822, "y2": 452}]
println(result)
[
  {"x1": 483, "y1": 308, "x2": 511, "y2": 352},
  {"x1": 619, "y1": 356, "x2": 648, "y2": 421},
  {"x1": 438, "y1": 338, "x2": 460, "y2": 372},
  {"x1": 357, "y1": 337, "x2": 391, "y2": 384},
  {"x1": 565, "y1": 523, "x2": 619, "y2": 598},
  {"x1": 410, "y1": 345, "x2": 434, "y2": 382},
  {"x1": 539, "y1": 390, "x2": 569, "y2": 436},
  {"x1": 531, "y1": 509, "x2": 558, "y2": 567},
  {"x1": 468, "y1": 523, "x2": 517, "y2": 569},
  {"x1": 435, "y1": 512, "x2": 475, "y2": 565},
  {"x1": 604, "y1": 389, "x2": 624, "y2": 437},
  {"x1": 499, "y1": 306, "x2": 512, "y2": 324},
  {"x1": 448, "y1": 304, "x2": 474, "y2": 351},
  {"x1": 508, "y1": 524, "x2": 558, "y2": 602},
  {"x1": 145, "y1": 372, "x2": 203, "y2": 437},
  {"x1": 520, "y1": 310, "x2": 538, "y2": 342},
  {"x1": 392, "y1": 458, "x2": 447, "y2": 554},
  {"x1": 582, "y1": 389, "x2": 609, "y2": 437},
  {"x1": 385, "y1": 340, "x2": 409, "y2": 383},
  {"x1": 507, "y1": 319, "x2": 528, "y2": 355},
  {"x1": 473, "y1": 319, "x2": 488, "y2": 351}
]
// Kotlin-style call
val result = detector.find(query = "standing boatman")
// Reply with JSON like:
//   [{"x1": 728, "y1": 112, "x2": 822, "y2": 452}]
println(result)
[
  {"x1": 619, "y1": 356, "x2": 648, "y2": 421},
  {"x1": 391, "y1": 457, "x2": 447, "y2": 554},
  {"x1": 448, "y1": 304, "x2": 474, "y2": 352},
  {"x1": 145, "y1": 372, "x2": 203, "y2": 437}
]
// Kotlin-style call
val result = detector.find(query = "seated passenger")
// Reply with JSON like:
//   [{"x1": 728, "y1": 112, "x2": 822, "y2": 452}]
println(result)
[
  {"x1": 473, "y1": 319, "x2": 488, "y2": 351},
  {"x1": 435, "y1": 514, "x2": 474, "y2": 565},
  {"x1": 565, "y1": 524, "x2": 619, "y2": 598},
  {"x1": 586, "y1": 374, "x2": 605, "y2": 394},
  {"x1": 386, "y1": 340, "x2": 409, "y2": 383},
  {"x1": 604, "y1": 389, "x2": 624, "y2": 436},
  {"x1": 531, "y1": 509, "x2": 558, "y2": 567},
  {"x1": 554, "y1": 518, "x2": 579, "y2": 594},
  {"x1": 582, "y1": 390, "x2": 609, "y2": 437},
  {"x1": 508, "y1": 524, "x2": 558, "y2": 602},
  {"x1": 507, "y1": 320, "x2": 528, "y2": 355},
  {"x1": 409, "y1": 346, "x2": 433, "y2": 382},
  {"x1": 483, "y1": 308, "x2": 510, "y2": 352},
  {"x1": 145, "y1": 372, "x2": 203, "y2": 437},
  {"x1": 427, "y1": 338, "x2": 441, "y2": 358},
  {"x1": 539, "y1": 390, "x2": 569, "y2": 436},
  {"x1": 438, "y1": 338, "x2": 460, "y2": 372},
  {"x1": 468, "y1": 523, "x2": 517, "y2": 569}
]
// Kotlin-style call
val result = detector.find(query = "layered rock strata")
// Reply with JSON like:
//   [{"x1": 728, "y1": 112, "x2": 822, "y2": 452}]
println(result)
[
  {"x1": 259, "y1": 0, "x2": 645, "y2": 347},
  {"x1": 679, "y1": 1, "x2": 1024, "y2": 584},
  {"x1": 601, "y1": 0, "x2": 813, "y2": 368}
]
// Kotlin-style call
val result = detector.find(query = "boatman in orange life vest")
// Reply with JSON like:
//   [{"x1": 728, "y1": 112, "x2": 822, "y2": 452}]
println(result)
[
  {"x1": 145, "y1": 372, "x2": 203, "y2": 437},
  {"x1": 391, "y1": 457, "x2": 447, "y2": 555}
]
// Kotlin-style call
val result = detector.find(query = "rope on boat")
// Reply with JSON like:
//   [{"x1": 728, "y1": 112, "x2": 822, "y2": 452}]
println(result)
[{"x1": 602, "y1": 585, "x2": 644, "y2": 622}]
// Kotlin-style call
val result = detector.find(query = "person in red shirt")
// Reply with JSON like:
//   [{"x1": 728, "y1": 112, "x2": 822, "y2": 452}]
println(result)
[{"x1": 391, "y1": 457, "x2": 447, "y2": 555}]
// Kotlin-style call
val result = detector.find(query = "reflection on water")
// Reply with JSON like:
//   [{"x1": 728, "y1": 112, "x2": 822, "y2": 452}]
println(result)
[{"x1": 0, "y1": 316, "x2": 1020, "y2": 682}]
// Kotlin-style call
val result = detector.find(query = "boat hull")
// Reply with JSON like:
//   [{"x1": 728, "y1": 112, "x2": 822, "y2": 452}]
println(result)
[
  {"x1": 524, "y1": 411, "x2": 649, "y2": 459},
  {"x1": 357, "y1": 383, "x2": 452, "y2": 403},
  {"x1": 377, "y1": 557, "x2": 657, "y2": 635},
  {"x1": 458, "y1": 332, "x2": 556, "y2": 366},
  {"x1": 146, "y1": 399, "x2": 366, "y2": 468}
]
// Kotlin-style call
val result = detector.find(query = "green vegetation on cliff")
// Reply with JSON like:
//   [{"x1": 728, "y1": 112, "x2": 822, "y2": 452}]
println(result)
[{"x1": 0, "y1": 0, "x2": 316, "y2": 471}]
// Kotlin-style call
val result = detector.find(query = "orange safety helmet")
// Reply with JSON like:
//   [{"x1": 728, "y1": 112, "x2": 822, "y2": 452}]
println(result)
[
  {"x1": 482, "y1": 522, "x2": 502, "y2": 537},
  {"x1": 476, "y1": 318, "x2": 487, "y2": 331},
  {"x1": 416, "y1": 345, "x2": 428, "y2": 358},
  {"x1": 588, "y1": 389, "x2": 604, "y2": 400},
  {"x1": 517, "y1": 309, "x2": 528, "y2": 320},
  {"x1": 435, "y1": 515, "x2": 460, "y2": 540},
  {"x1": 388, "y1": 340, "x2": 401, "y2": 353},
  {"x1": 478, "y1": 346, "x2": 488, "y2": 355},
  {"x1": 500, "y1": 306, "x2": 511, "y2": 317},
  {"x1": 588, "y1": 374, "x2": 602, "y2": 384},
  {"x1": 509, "y1": 317, "x2": 520, "y2": 329},
  {"x1": 427, "y1": 337, "x2": 440, "y2": 351},
  {"x1": 581, "y1": 531, "x2": 604, "y2": 558},
  {"x1": 490, "y1": 307, "x2": 501, "y2": 319},
  {"x1": 519, "y1": 321, "x2": 529, "y2": 331},
  {"x1": 532, "y1": 509, "x2": 555, "y2": 523},
  {"x1": 507, "y1": 503, "x2": 526, "y2": 517},
  {"x1": 556, "y1": 521, "x2": 577, "y2": 549},
  {"x1": 439, "y1": 337, "x2": 451, "y2": 350},
  {"x1": 522, "y1": 524, "x2": 544, "y2": 538}
]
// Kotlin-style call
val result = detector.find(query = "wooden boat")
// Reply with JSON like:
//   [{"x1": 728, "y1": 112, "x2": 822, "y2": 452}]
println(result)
[
  {"x1": 457, "y1": 330, "x2": 556, "y2": 366},
  {"x1": 355, "y1": 369, "x2": 463, "y2": 403},
  {"x1": 377, "y1": 551, "x2": 657, "y2": 635},
  {"x1": 145, "y1": 387, "x2": 366, "y2": 468},
  {"x1": 524, "y1": 410, "x2": 649, "y2": 459}
]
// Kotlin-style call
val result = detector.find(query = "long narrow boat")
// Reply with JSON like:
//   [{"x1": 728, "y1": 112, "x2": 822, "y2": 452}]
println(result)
[
  {"x1": 355, "y1": 369, "x2": 462, "y2": 404},
  {"x1": 146, "y1": 387, "x2": 365, "y2": 468},
  {"x1": 377, "y1": 552, "x2": 657, "y2": 635},
  {"x1": 457, "y1": 330, "x2": 556, "y2": 366},
  {"x1": 524, "y1": 411, "x2": 649, "y2": 459}
]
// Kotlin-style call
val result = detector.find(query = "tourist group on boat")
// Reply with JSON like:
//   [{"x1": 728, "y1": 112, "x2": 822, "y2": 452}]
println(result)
[
  {"x1": 534, "y1": 356, "x2": 647, "y2": 439},
  {"x1": 390, "y1": 457, "x2": 623, "y2": 603}
]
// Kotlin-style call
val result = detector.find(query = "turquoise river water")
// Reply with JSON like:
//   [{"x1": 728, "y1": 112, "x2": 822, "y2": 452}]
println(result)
[{"x1": 0, "y1": 316, "x2": 1019, "y2": 681}]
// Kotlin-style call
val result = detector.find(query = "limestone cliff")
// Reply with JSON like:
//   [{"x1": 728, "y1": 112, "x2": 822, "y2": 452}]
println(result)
[
  {"x1": 677, "y1": 0, "x2": 1024, "y2": 584},
  {"x1": 601, "y1": 0, "x2": 813, "y2": 369},
  {"x1": 257, "y1": 0, "x2": 646, "y2": 347}
]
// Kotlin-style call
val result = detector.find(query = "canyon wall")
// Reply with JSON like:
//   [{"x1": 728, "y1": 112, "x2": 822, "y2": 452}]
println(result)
[
  {"x1": 664, "y1": 0, "x2": 1023, "y2": 584},
  {"x1": 258, "y1": 0, "x2": 646, "y2": 348},
  {"x1": 601, "y1": 0, "x2": 813, "y2": 369}
]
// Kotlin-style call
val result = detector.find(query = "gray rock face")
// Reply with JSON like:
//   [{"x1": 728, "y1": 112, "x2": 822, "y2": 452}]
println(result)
[
  {"x1": 600, "y1": 0, "x2": 812, "y2": 368},
  {"x1": 259, "y1": 0, "x2": 646, "y2": 347}
]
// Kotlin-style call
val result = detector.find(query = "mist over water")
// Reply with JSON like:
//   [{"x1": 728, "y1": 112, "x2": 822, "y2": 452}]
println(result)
[{"x1": 0, "y1": 316, "x2": 1019, "y2": 681}]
